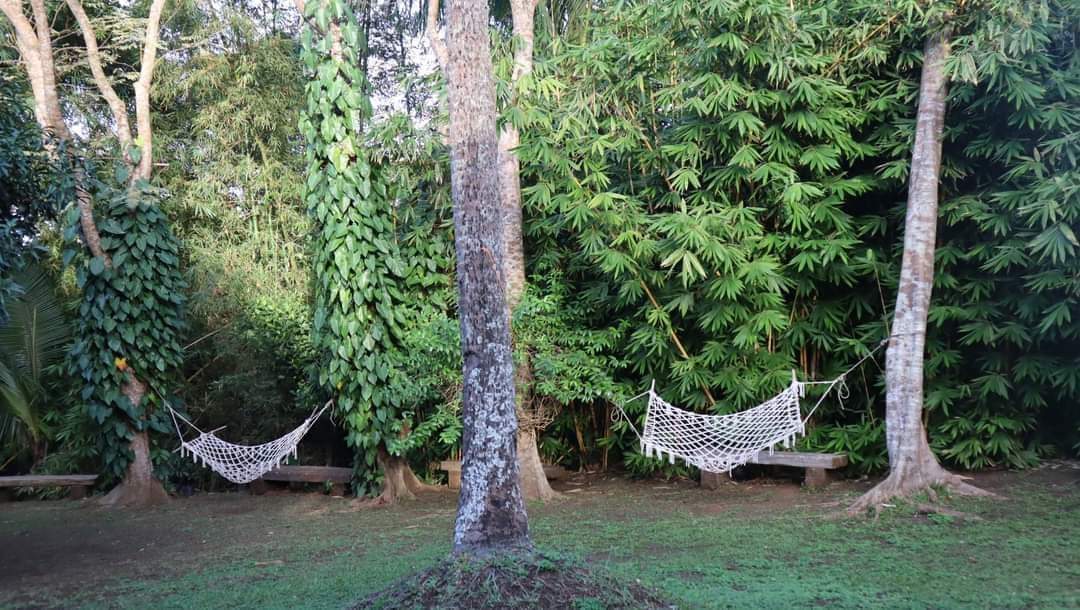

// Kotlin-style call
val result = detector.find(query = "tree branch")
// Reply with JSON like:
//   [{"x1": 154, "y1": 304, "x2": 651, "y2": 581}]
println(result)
[
  {"x1": 0, "y1": 0, "x2": 38, "y2": 49},
  {"x1": 133, "y1": 0, "x2": 167, "y2": 180},
  {"x1": 639, "y1": 279, "x2": 717, "y2": 407},
  {"x1": 0, "y1": 1, "x2": 52, "y2": 131},
  {"x1": 64, "y1": 0, "x2": 134, "y2": 152},
  {"x1": 425, "y1": 0, "x2": 447, "y2": 72},
  {"x1": 27, "y1": 0, "x2": 69, "y2": 138},
  {"x1": 508, "y1": 0, "x2": 538, "y2": 85}
]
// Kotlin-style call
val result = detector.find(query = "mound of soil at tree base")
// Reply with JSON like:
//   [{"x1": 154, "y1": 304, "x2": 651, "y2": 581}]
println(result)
[{"x1": 354, "y1": 549, "x2": 673, "y2": 609}]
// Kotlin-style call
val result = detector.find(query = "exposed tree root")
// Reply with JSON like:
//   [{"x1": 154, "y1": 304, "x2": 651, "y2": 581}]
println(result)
[
  {"x1": 847, "y1": 467, "x2": 995, "y2": 516},
  {"x1": 914, "y1": 503, "x2": 982, "y2": 521},
  {"x1": 354, "y1": 549, "x2": 672, "y2": 609},
  {"x1": 373, "y1": 447, "x2": 444, "y2": 505},
  {"x1": 98, "y1": 480, "x2": 170, "y2": 509},
  {"x1": 518, "y1": 427, "x2": 563, "y2": 502}
]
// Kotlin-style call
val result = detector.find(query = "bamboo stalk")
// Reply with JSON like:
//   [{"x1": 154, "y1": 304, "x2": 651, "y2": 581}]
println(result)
[{"x1": 639, "y1": 279, "x2": 717, "y2": 406}]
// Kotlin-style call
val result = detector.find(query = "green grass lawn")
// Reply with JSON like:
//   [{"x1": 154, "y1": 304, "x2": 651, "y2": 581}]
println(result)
[{"x1": 1, "y1": 467, "x2": 1076, "y2": 609}]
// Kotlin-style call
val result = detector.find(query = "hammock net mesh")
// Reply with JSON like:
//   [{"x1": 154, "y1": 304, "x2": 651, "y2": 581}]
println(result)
[
  {"x1": 174, "y1": 403, "x2": 330, "y2": 484},
  {"x1": 639, "y1": 381, "x2": 806, "y2": 473}
]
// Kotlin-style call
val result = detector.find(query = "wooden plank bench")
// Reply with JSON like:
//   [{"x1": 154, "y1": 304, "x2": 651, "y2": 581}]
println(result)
[
  {"x1": 438, "y1": 460, "x2": 568, "y2": 490},
  {"x1": 249, "y1": 466, "x2": 351, "y2": 497},
  {"x1": 0, "y1": 474, "x2": 97, "y2": 499},
  {"x1": 700, "y1": 451, "x2": 847, "y2": 489}
]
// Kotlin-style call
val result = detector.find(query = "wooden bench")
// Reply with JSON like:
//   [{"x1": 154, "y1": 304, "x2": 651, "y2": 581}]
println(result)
[
  {"x1": 249, "y1": 466, "x2": 351, "y2": 497},
  {"x1": 0, "y1": 474, "x2": 97, "y2": 499},
  {"x1": 438, "y1": 460, "x2": 568, "y2": 490},
  {"x1": 700, "y1": 451, "x2": 847, "y2": 489}
]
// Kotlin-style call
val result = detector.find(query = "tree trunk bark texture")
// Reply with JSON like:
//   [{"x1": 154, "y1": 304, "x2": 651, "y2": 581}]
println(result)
[
  {"x1": 514, "y1": 352, "x2": 559, "y2": 501},
  {"x1": 498, "y1": 0, "x2": 559, "y2": 503},
  {"x1": 445, "y1": 0, "x2": 531, "y2": 554},
  {"x1": 850, "y1": 30, "x2": 988, "y2": 513},
  {"x1": 497, "y1": 0, "x2": 538, "y2": 312},
  {"x1": 517, "y1": 427, "x2": 557, "y2": 501}
]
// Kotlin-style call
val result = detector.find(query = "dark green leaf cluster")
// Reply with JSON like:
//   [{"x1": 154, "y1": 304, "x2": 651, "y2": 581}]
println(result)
[
  {"x1": 879, "y1": 0, "x2": 1080, "y2": 469},
  {"x1": 300, "y1": 0, "x2": 410, "y2": 493},
  {"x1": 0, "y1": 76, "x2": 67, "y2": 325},
  {"x1": 368, "y1": 114, "x2": 463, "y2": 471},
  {"x1": 512, "y1": 0, "x2": 1079, "y2": 473},
  {"x1": 63, "y1": 172, "x2": 186, "y2": 479}
]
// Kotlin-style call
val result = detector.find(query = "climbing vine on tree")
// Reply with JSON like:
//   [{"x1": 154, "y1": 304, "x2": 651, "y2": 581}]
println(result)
[
  {"x1": 299, "y1": 0, "x2": 411, "y2": 496},
  {"x1": 63, "y1": 161, "x2": 186, "y2": 480}
]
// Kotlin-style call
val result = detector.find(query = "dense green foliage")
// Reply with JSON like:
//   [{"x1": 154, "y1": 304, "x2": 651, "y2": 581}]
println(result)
[
  {"x1": 300, "y1": 0, "x2": 413, "y2": 492},
  {"x1": 896, "y1": 1, "x2": 1080, "y2": 467},
  {"x1": 0, "y1": 265, "x2": 71, "y2": 470},
  {"x1": 63, "y1": 167, "x2": 186, "y2": 480},
  {"x1": 511, "y1": 0, "x2": 1079, "y2": 473},
  {"x1": 0, "y1": 76, "x2": 63, "y2": 326},
  {"x1": 1, "y1": 0, "x2": 1076, "y2": 485},
  {"x1": 153, "y1": 19, "x2": 318, "y2": 448}
]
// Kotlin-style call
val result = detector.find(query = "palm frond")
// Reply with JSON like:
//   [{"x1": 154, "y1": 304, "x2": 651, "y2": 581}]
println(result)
[
  {"x1": 0, "y1": 264, "x2": 69, "y2": 451},
  {"x1": 0, "y1": 359, "x2": 40, "y2": 444},
  {"x1": 0, "y1": 265, "x2": 70, "y2": 386}
]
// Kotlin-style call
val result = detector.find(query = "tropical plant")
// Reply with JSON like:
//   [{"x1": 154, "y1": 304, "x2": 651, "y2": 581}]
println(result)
[
  {"x1": 62, "y1": 171, "x2": 187, "y2": 483},
  {"x1": 0, "y1": 265, "x2": 71, "y2": 469},
  {"x1": 511, "y1": 0, "x2": 1079, "y2": 476},
  {"x1": 152, "y1": 11, "x2": 319, "y2": 449}
]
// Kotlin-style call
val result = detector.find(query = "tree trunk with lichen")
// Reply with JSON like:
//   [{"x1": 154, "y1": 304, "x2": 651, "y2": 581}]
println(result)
[
  {"x1": 849, "y1": 30, "x2": 988, "y2": 514},
  {"x1": 445, "y1": 0, "x2": 531, "y2": 554}
]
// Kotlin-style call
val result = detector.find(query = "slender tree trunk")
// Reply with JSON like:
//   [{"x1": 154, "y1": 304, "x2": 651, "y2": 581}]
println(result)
[
  {"x1": 850, "y1": 30, "x2": 988, "y2": 513},
  {"x1": 498, "y1": 129, "x2": 526, "y2": 311},
  {"x1": 514, "y1": 352, "x2": 559, "y2": 500},
  {"x1": 497, "y1": 0, "x2": 560, "y2": 502},
  {"x1": 445, "y1": 0, "x2": 531, "y2": 554},
  {"x1": 517, "y1": 427, "x2": 556, "y2": 500},
  {"x1": 497, "y1": 0, "x2": 538, "y2": 310}
]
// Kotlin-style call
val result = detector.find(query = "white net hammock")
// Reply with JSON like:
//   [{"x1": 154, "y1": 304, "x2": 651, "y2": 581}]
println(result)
[
  {"x1": 169, "y1": 401, "x2": 332, "y2": 484},
  {"x1": 616, "y1": 342, "x2": 885, "y2": 474},
  {"x1": 632, "y1": 377, "x2": 811, "y2": 474}
]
